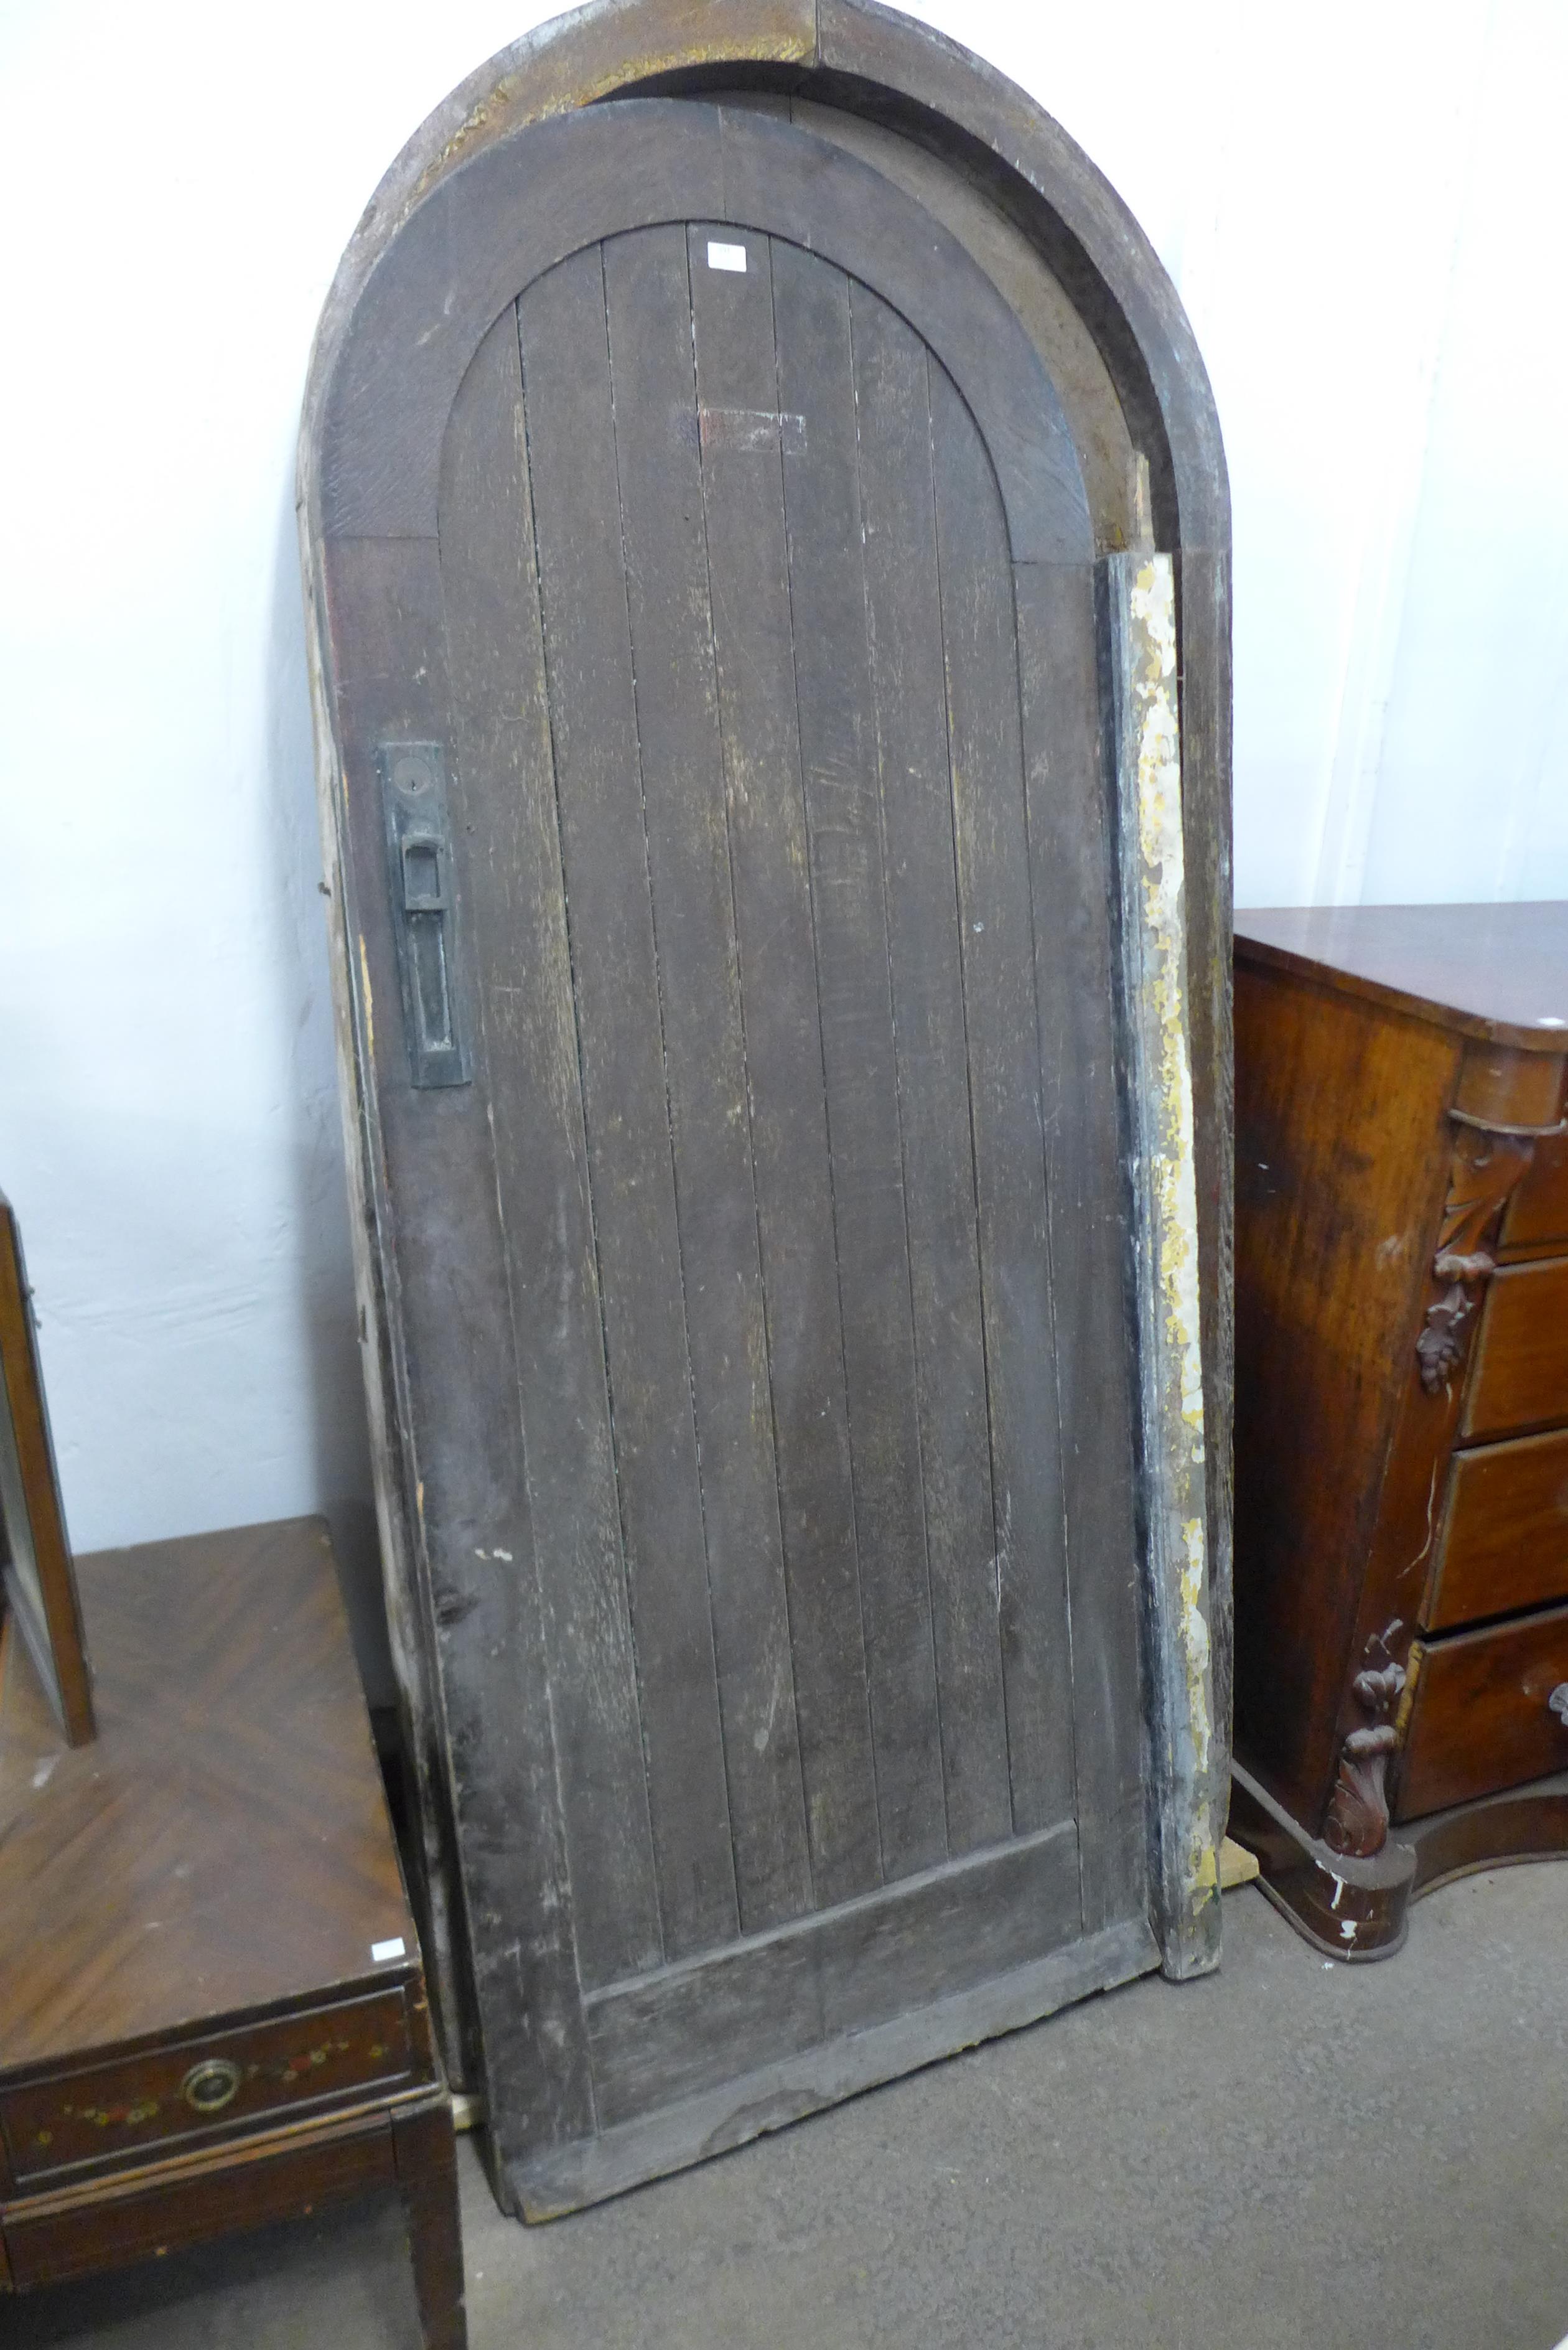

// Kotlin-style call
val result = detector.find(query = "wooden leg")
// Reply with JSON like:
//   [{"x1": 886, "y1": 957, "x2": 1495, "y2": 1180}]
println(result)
[{"x1": 391, "y1": 2099, "x2": 467, "y2": 2350}]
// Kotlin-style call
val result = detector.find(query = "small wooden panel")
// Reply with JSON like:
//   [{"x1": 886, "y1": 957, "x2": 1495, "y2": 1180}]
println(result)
[
  {"x1": 1501, "y1": 1130, "x2": 1568, "y2": 1255},
  {"x1": 1462, "y1": 1258, "x2": 1568, "y2": 1442},
  {"x1": 1426, "y1": 1429, "x2": 1568, "y2": 1631},
  {"x1": 584, "y1": 1818, "x2": 1079, "y2": 2130},
  {"x1": 1397, "y1": 1604, "x2": 1568, "y2": 1819},
  {"x1": 2, "y1": 1990, "x2": 411, "y2": 2190}
]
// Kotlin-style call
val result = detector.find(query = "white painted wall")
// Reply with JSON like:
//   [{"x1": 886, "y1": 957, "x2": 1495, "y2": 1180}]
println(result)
[{"x1": 3, "y1": 1, "x2": 1563, "y2": 1683}]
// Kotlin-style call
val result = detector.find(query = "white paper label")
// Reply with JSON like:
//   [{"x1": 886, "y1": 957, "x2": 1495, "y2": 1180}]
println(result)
[
  {"x1": 371, "y1": 1937, "x2": 407, "y2": 1963},
  {"x1": 707, "y1": 240, "x2": 748, "y2": 274}
]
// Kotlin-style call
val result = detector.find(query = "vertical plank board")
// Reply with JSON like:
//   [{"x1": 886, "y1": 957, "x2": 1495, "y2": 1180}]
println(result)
[
  {"x1": 602, "y1": 224, "x2": 813, "y2": 1936},
  {"x1": 773, "y1": 239, "x2": 946, "y2": 1884},
  {"x1": 687, "y1": 223, "x2": 879, "y2": 1908},
  {"x1": 1099, "y1": 550, "x2": 1220, "y2": 1978},
  {"x1": 1175, "y1": 545, "x2": 1235, "y2": 1787},
  {"x1": 434, "y1": 316, "x2": 660, "y2": 2008},
  {"x1": 851, "y1": 288, "x2": 1010, "y2": 1858},
  {"x1": 930, "y1": 365, "x2": 1076, "y2": 1840},
  {"x1": 518, "y1": 248, "x2": 739, "y2": 1965},
  {"x1": 324, "y1": 525, "x2": 600, "y2": 2156},
  {"x1": 1015, "y1": 560, "x2": 1147, "y2": 1931}
]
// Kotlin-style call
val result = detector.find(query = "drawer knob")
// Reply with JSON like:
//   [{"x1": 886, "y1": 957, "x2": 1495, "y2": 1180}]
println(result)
[
  {"x1": 1549, "y1": 1685, "x2": 1568, "y2": 1728},
  {"x1": 182, "y1": 2057, "x2": 242, "y2": 2115}
]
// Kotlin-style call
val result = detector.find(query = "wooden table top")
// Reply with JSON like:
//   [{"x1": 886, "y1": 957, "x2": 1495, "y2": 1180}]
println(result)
[
  {"x1": 1235, "y1": 902, "x2": 1568, "y2": 1049},
  {"x1": 0, "y1": 1519, "x2": 416, "y2": 2072}
]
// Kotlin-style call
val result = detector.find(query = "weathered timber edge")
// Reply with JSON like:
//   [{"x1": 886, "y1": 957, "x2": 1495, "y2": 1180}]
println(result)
[{"x1": 510, "y1": 1912, "x2": 1159, "y2": 2218}]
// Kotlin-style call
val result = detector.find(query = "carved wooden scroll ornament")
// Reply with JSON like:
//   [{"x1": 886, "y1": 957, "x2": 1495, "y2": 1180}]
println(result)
[
  {"x1": 1415, "y1": 1126, "x2": 1534, "y2": 1395},
  {"x1": 1322, "y1": 1631, "x2": 1406, "y2": 1858}
]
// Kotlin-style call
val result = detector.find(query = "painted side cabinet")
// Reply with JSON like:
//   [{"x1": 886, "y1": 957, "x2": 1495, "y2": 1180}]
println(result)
[{"x1": 299, "y1": 0, "x2": 1233, "y2": 2216}]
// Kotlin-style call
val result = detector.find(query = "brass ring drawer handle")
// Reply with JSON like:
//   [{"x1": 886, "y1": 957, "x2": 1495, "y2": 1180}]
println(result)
[
  {"x1": 182, "y1": 2057, "x2": 243, "y2": 2115},
  {"x1": 1548, "y1": 1685, "x2": 1568, "y2": 1727}
]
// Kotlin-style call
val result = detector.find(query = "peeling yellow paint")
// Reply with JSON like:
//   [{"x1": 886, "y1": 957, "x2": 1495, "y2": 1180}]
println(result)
[
  {"x1": 357, "y1": 932, "x2": 376, "y2": 1059},
  {"x1": 1126, "y1": 556, "x2": 1217, "y2": 1927},
  {"x1": 1129, "y1": 561, "x2": 1206, "y2": 1456},
  {"x1": 412, "y1": 14, "x2": 818, "y2": 204}
]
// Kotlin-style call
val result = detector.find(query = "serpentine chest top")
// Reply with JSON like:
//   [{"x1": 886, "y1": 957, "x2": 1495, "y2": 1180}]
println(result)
[{"x1": 1230, "y1": 901, "x2": 1568, "y2": 1958}]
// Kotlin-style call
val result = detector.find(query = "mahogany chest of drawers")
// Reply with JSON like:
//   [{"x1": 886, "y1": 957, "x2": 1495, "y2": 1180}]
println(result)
[
  {"x1": 1229, "y1": 903, "x2": 1568, "y2": 1957},
  {"x1": 0, "y1": 1517, "x2": 465, "y2": 2341}
]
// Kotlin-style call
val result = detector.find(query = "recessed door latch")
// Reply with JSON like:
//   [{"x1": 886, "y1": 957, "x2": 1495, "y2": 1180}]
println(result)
[{"x1": 375, "y1": 741, "x2": 471, "y2": 1088}]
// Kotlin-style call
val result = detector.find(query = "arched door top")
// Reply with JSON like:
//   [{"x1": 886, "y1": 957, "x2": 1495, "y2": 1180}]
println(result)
[
  {"x1": 320, "y1": 99, "x2": 1092, "y2": 563},
  {"x1": 303, "y1": 0, "x2": 1226, "y2": 558}
]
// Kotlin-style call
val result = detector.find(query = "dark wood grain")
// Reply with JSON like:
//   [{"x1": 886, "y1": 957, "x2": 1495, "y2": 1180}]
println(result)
[
  {"x1": 436, "y1": 305, "x2": 643, "y2": 2102},
  {"x1": 1398, "y1": 1606, "x2": 1568, "y2": 1819},
  {"x1": 584, "y1": 1819, "x2": 1080, "y2": 2131},
  {"x1": 325, "y1": 527, "x2": 602, "y2": 2149},
  {"x1": 607, "y1": 222, "x2": 813, "y2": 1939},
  {"x1": 775, "y1": 240, "x2": 943, "y2": 1886},
  {"x1": 1426, "y1": 1428, "x2": 1568, "y2": 1630},
  {"x1": 930, "y1": 361, "x2": 1072, "y2": 1839},
  {"x1": 322, "y1": 100, "x2": 1093, "y2": 567},
  {"x1": 514, "y1": 1910, "x2": 1156, "y2": 2220},
  {"x1": 853, "y1": 288, "x2": 1007, "y2": 1858},
  {"x1": 688, "y1": 220, "x2": 877, "y2": 1911},
  {"x1": 1462, "y1": 1258, "x2": 1568, "y2": 1442},
  {"x1": 393, "y1": 2096, "x2": 467, "y2": 2350},
  {"x1": 520, "y1": 244, "x2": 738, "y2": 1965}
]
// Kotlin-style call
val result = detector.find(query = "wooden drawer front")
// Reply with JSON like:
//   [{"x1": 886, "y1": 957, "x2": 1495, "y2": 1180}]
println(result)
[
  {"x1": 2, "y1": 2110, "x2": 395, "y2": 2291},
  {"x1": 1396, "y1": 1604, "x2": 1568, "y2": 1820},
  {"x1": 1427, "y1": 1428, "x2": 1568, "y2": 1631},
  {"x1": 1462, "y1": 1257, "x2": 1568, "y2": 1443},
  {"x1": 1501, "y1": 1131, "x2": 1568, "y2": 1254},
  {"x1": 1, "y1": 1986, "x2": 413, "y2": 2189}
]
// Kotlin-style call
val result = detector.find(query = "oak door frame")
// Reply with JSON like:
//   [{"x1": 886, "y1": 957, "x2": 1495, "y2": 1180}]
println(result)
[{"x1": 297, "y1": 0, "x2": 1232, "y2": 2098}]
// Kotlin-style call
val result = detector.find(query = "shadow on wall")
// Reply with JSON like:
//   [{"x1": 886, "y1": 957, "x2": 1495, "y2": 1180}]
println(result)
[{"x1": 265, "y1": 469, "x2": 394, "y2": 1708}]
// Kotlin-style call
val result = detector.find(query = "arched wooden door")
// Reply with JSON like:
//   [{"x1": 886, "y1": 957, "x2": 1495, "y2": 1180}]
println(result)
[{"x1": 314, "y1": 97, "x2": 1167, "y2": 2215}]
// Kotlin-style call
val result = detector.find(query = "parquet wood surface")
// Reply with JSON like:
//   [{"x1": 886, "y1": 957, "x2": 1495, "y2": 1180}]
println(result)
[{"x1": 0, "y1": 1520, "x2": 417, "y2": 2071}]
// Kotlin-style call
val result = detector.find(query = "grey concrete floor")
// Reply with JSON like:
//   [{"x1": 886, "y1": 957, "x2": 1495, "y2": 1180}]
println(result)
[{"x1": 10, "y1": 1866, "x2": 1567, "y2": 2349}]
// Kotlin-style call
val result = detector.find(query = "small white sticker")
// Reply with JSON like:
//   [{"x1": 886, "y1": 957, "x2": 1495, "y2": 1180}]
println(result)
[
  {"x1": 371, "y1": 1937, "x2": 407, "y2": 1963},
  {"x1": 707, "y1": 240, "x2": 748, "y2": 274}
]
